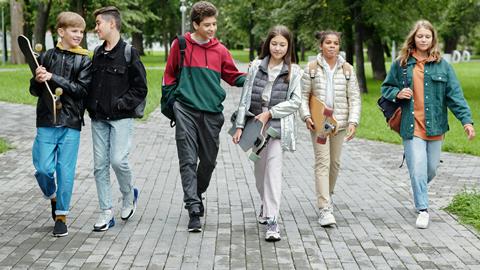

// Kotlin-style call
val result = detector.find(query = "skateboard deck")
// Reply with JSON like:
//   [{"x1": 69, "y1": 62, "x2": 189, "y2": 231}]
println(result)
[
  {"x1": 309, "y1": 95, "x2": 338, "y2": 144},
  {"x1": 17, "y1": 35, "x2": 60, "y2": 123},
  {"x1": 228, "y1": 116, "x2": 280, "y2": 161},
  {"x1": 229, "y1": 117, "x2": 264, "y2": 152}
]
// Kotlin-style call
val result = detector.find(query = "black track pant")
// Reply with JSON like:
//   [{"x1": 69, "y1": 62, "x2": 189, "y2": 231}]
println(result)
[{"x1": 173, "y1": 101, "x2": 224, "y2": 213}]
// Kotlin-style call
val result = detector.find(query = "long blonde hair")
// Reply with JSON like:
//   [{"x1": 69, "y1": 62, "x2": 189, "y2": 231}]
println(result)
[{"x1": 398, "y1": 20, "x2": 441, "y2": 66}]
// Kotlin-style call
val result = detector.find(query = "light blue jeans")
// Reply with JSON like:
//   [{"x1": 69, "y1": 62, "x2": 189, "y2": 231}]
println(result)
[
  {"x1": 32, "y1": 127, "x2": 80, "y2": 215},
  {"x1": 403, "y1": 136, "x2": 442, "y2": 211},
  {"x1": 91, "y1": 118, "x2": 134, "y2": 210}
]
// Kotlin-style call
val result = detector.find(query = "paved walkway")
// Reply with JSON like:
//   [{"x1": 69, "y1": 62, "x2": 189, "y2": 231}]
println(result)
[{"x1": 0, "y1": 82, "x2": 479, "y2": 269}]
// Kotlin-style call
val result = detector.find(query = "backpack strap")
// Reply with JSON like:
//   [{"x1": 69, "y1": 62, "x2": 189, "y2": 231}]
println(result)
[
  {"x1": 73, "y1": 54, "x2": 82, "y2": 78},
  {"x1": 124, "y1": 43, "x2": 132, "y2": 65},
  {"x1": 342, "y1": 62, "x2": 352, "y2": 81},
  {"x1": 176, "y1": 35, "x2": 186, "y2": 81},
  {"x1": 308, "y1": 60, "x2": 318, "y2": 79}
]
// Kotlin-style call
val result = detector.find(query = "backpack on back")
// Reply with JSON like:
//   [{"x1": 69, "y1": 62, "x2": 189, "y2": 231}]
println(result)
[{"x1": 160, "y1": 35, "x2": 186, "y2": 128}]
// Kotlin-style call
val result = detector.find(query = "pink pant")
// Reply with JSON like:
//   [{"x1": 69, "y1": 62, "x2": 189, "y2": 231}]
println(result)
[{"x1": 254, "y1": 139, "x2": 283, "y2": 218}]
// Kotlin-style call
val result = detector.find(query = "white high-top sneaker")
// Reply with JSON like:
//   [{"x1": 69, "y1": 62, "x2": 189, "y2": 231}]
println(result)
[{"x1": 93, "y1": 209, "x2": 115, "y2": 231}]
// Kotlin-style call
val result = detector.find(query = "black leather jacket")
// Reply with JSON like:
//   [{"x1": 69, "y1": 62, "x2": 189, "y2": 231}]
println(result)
[
  {"x1": 29, "y1": 47, "x2": 92, "y2": 130},
  {"x1": 87, "y1": 39, "x2": 148, "y2": 120}
]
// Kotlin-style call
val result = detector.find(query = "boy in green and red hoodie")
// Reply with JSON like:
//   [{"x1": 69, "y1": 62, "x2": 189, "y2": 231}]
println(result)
[{"x1": 163, "y1": 1, "x2": 245, "y2": 232}]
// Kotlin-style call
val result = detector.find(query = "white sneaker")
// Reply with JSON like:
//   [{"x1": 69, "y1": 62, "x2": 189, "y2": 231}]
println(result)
[
  {"x1": 318, "y1": 206, "x2": 336, "y2": 227},
  {"x1": 93, "y1": 209, "x2": 115, "y2": 231},
  {"x1": 265, "y1": 217, "x2": 281, "y2": 242},
  {"x1": 416, "y1": 211, "x2": 429, "y2": 229},
  {"x1": 257, "y1": 205, "x2": 267, "y2": 224},
  {"x1": 121, "y1": 188, "x2": 139, "y2": 220}
]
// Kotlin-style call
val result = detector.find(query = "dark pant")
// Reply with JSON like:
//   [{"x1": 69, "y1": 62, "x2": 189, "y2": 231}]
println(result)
[{"x1": 173, "y1": 101, "x2": 224, "y2": 213}]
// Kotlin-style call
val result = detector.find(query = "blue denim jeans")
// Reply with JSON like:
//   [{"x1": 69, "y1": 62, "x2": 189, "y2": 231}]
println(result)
[
  {"x1": 403, "y1": 136, "x2": 442, "y2": 210},
  {"x1": 32, "y1": 127, "x2": 80, "y2": 215},
  {"x1": 91, "y1": 118, "x2": 134, "y2": 210}
]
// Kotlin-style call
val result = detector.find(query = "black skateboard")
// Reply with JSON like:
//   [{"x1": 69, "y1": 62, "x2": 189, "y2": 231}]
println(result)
[{"x1": 17, "y1": 35, "x2": 62, "y2": 123}]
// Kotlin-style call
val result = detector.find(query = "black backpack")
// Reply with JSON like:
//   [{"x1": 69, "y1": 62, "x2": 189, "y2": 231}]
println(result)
[{"x1": 161, "y1": 35, "x2": 186, "y2": 128}]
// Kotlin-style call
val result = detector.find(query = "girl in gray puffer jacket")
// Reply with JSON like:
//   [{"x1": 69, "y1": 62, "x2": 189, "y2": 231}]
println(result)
[{"x1": 232, "y1": 25, "x2": 302, "y2": 242}]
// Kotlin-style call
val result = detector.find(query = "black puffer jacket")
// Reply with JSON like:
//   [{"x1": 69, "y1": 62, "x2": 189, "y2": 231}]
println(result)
[
  {"x1": 87, "y1": 39, "x2": 147, "y2": 120},
  {"x1": 29, "y1": 47, "x2": 92, "y2": 130}
]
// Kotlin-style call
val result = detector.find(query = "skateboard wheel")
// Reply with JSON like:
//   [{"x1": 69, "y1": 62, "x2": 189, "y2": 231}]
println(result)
[
  {"x1": 55, "y1": 88, "x2": 63, "y2": 96},
  {"x1": 316, "y1": 136, "x2": 327, "y2": 144},
  {"x1": 249, "y1": 152, "x2": 261, "y2": 162},
  {"x1": 34, "y1": 43, "x2": 43, "y2": 52},
  {"x1": 266, "y1": 127, "x2": 280, "y2": 138}
]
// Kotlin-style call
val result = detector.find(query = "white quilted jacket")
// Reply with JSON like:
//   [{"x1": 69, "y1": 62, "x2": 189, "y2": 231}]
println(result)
[{"x1": 299, "y1": 54, "x2": 361, "y2": 130}]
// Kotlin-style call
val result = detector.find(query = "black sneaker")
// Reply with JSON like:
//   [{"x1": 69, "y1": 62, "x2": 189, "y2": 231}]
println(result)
[
  {"x1": 51, "y1": 200, "x2": 56, "y2": 221},
  {"x1": 53, "y1": 220, "x2": 68, "y2": 237},
  {"x1": 188, "y1": 214, "x2": 202, "y2": 232}
]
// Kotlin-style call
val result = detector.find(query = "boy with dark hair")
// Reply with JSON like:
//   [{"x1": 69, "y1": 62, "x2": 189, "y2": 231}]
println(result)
[
  {"x1": 87, "y1": 6, "x2": 147, "y2": 232},
  {"x1": 163, "y1": 0, "x2": 245, "y2": 232},
  {"x1": 30, "y1": 11, "x2": 92, "y2": 237}
]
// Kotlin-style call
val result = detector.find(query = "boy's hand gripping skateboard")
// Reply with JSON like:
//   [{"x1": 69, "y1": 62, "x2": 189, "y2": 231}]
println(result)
[
  {"x1": 309, "y1": 95, "x2": 337, "y2": 144},
  {"x1": 229, "y1": 117, "x2": 280, "y2": 162},
  {"x1": 17, "y1": 35, "x2": 63, "y2": 123}
]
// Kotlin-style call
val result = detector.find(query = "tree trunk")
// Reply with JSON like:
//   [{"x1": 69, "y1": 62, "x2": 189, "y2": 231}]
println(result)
[
  {"x1": 3, "y1": 8, "x2": 8, "y2": 62},
  {"x1": 343, "y1": 13, "x2": 354, "y2": 64},
  {"x1": 383, "y1": 42, "x2": 391, "y2": 58},
  {"x1": 300, "y1": 42, "x2": 305, "y2": 62},
  {"x1": 70, "y1": 0, "x2": 87, "y2": 49},
  {"x1": 163, "y1": 32, "x2": 169, "y2": 62},
  {"x1": 33, "y1": 0, "x2": 52, "y2": 51},
  {"x1": 353, "y1": 6, "x2": 367, "y2": 93},
  {"x1": 366, "y1": 29, "x2": 386, "y2": 81},
  {"x1": 10, "y1": 0, "x2": 25, "y2": 64},
  {"x1": 132, "y1": 32, "x2": 144, "y2": 56},
  {"x1": 443, "y1": 35, "x2": 458, "y2": 54},
  {"x1": 248, "y1": 2, "x2": 255, "y2": 61}
]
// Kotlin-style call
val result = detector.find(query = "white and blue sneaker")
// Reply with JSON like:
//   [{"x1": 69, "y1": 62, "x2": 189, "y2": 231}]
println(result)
[
  {"x1": 265, "y1": 217, "x2": 281, "y2": 242},
  {"x1": 93, "y1": 209, "x2": 115, "y2": 232},
  {"x1": 121, "y1": 188, "x2": 139, "y2": 220}
]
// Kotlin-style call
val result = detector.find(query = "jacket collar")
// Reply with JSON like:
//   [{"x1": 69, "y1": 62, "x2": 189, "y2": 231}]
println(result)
[
  {"x1": 258, "y1": 55, "x2": 289, "y2": 76},
  {"x1": 99, "y1": 38, "x2": 124, "y2": 55}
]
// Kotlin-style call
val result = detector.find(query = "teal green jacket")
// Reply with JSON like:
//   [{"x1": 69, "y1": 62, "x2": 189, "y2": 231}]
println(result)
[{"x1": 381, "y1": 57, "x2": 473, "y2": 140}]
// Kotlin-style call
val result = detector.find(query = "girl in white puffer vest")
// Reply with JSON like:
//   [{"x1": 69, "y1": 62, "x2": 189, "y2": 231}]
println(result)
[{"x1": 299, "y1": 30, "x2": 362, "y2": 227}]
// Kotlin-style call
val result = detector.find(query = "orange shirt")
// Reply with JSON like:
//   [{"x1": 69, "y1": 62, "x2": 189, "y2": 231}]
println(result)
[{"x1": 412, "y1": 51, "x2": 443, "y2": 141}]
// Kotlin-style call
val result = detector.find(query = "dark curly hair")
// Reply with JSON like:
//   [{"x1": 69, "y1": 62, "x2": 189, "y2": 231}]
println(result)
[
  {"x1": 315, "y1": 30, "x2": 342, "y2": 46},
  {"x1": 190, "y1": 1, "x2": 218, "y2": 26}
]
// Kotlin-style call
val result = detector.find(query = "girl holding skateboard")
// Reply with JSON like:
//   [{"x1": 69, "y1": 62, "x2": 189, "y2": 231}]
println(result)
[
  {"x1": 232, "y1": 25, "x2": 302, "y2": 241},
  {"x1": 299, "y1": 31, "x2": 361, "y2": 227}
]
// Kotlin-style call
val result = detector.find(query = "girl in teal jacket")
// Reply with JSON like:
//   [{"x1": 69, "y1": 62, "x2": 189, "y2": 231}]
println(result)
[{"x1": 381, "y1": 20, "x2": 475, "y2": 229}]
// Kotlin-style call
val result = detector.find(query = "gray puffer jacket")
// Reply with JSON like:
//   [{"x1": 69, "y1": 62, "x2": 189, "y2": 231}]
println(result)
[
  {"x1": 299, "y1": 54, "x2": 361, "y2": 130},
  {"x1": 235, "y1": 58, "x2": 303, "y2": 152}
]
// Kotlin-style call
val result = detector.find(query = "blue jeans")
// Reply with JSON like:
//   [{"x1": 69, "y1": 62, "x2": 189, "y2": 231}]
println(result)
[
  {"x1": 32, "y1": 127, "x2": 80, "y2": 216},
  {"x1": 403, "y1": 136, "x2": 442, "y2": 210},
  {"x1": 91, "y1": 118, "x2": 134, "y2": 210}
]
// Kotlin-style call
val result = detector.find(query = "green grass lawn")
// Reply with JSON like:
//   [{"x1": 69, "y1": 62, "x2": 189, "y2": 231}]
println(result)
[
  {"x1": 0, "y1": 58, "x2": 478, "y2": 155},
  {"x1": 445, "y1": 190, "x2": 480, "y2": 232},
  {"x1": 0, "y1": 138, "x2": 11, "y2": 154},
  {"x1": 360, "y1": 61, "x2": 480, "y2": 156}
]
